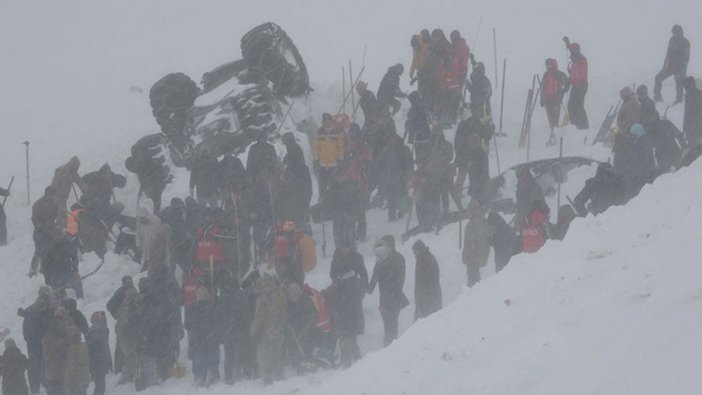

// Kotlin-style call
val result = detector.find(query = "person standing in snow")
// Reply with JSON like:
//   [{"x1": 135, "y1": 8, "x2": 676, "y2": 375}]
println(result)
[
  {"x1": 0, "y1": 338, "x2": 30, "y2": 395},
  {"x1": 683, "y1": 76, "x2": 702, "y2": 146},
  {"x1": 453, "y1": 117, "x2": 490, "y2": 204},
  {"x1": 189, "y1": 150, "x2": 220, "y2": 208},
  {"x1": 185, "y1": 284, "x2": 219, "y2": 387},
  {"x1": 329, "y1": 241, "x2": 368, "y2": 368},
  {"x1": 313, "y1": 113, "x2": 346, "y2": 198},
  {"x1": 250, "y1": 271, "x2": 287, "y2": 385},
  {"x1": 412, "y1": 240, "x2": 441, "y2": 321},
  {"x1": 0, "y1": 184, "x2": 9, "y2": 246},
  {"x1": 51, "y1": 156, "x2": 86, "y2": 226},
  {"x1": 86, "y1": 312, "x2": 111, "y2": 395},
  {"x1": 377, "y1": 64, "x2": 407, "y2": 116},
  {"x1": 637, "y1": 85, "x2": 660, "y2": 127},
  {"x1": 106, "y1": 276, "x2": 135, "y2": 376},
  {"x1": 617, "y1": 86, "x2": 641, "y2": 138},
  {"x1": 17, "y1": 286, "x2": 55, "y2": 395},
  {"x1": 376, "y1": 134, "x2": 413, "y2": 222},
  {"x1": 356, "y1": 81, "x2": 380, "y2": 135},
  {"x1": 540, "y1": 58, "x2": 570, "y2": 131},
  {"x1": 654, "y1": 25, "x2": 690, "y2": 104},
  {"x1": 278, "y1": 133, "x2": 313, "y2": 227},
  {"x1": 30, "y1": 187, "x2": 60, "y2": 277},
  {"x1": 368, "y1": 235, "x2": 409, "y2": 346},
  {"x1": 467, "y1": 60, "x2": 493, "y2": 121},
  {"x1": 563, "y1": 36, "x2": 589, "y2": 129},
  {"x1": 462, "y1": 200, "x2": 491, "y2": 287}
]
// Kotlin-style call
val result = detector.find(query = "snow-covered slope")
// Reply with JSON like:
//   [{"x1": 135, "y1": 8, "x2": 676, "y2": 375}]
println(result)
[
  {"x1": 266, "y1": 154, "x2": 702, "y2": 395},
  {"x1": 1, "y1": 0, "x2": 701, "y2": 394}
]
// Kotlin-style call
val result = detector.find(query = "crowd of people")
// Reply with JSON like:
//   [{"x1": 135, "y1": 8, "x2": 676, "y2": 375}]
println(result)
[{"x1": 0, "y1": 22, "x2": 700, "y2": 395}]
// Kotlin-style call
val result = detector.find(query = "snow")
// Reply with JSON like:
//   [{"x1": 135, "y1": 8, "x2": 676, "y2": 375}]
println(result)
[{"x1": 1, "y1": 0, "x2": 702, "y2": 394}]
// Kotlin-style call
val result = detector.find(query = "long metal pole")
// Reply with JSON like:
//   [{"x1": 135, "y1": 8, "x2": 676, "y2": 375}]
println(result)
[
  {"x1": 23, "y1": 141, "x2": 30, "y2": 205},
  {"x1": 492, "y1": 28, "x2": 498, "y2": 89},
  {"x1": 342, "y1": 66, "x2": 346, "y2": 113},
  {"x1": 349, "y1": 60, "x2": 356, "y2": 122},
  {"x1": 498, "y1": 58, "x2": 507, "y2": 137}
]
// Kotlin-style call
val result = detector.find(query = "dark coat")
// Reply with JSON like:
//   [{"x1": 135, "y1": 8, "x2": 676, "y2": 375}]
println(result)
[
  {"x1": 377, "y1": 137, "x2": 413, "y2": 196},
  {"x1": 278, "y1": 152, "x2": 313, "y2": 225},
  {"x1": 189, "y1": 154, "x2": 220, "y2": 198},
  {"x1": 369, "y1": 251, "x2": 409, "y2": 313},
  {"x1": 468, "y1": 66, "x2": 492, "y2": 118},
  {"x1": 0, "y1": 346, "x2": 29, "y2": 395},
  {"x1": 638, "y1": 95, "x2": 660, "y2": 125},
  {"x1": 359, "y1": 89, "x2": 380, "y2": 131},
  {"x1": 647, "y1": 119, "x2": 684, "y2": 170},
  {"x1": 413, "y1": 249, "x2": 442, "y2": 321},
  {"x1": 573, "y1": 164, "x2": 628, "y2": 216},
  {"x1": 246, "y1": 141, "x2": 277, "y2": 180},
  {"x1": 329, "y1": 249, "x2": 368, "y2": 337},
  {"x1": 86, "y1": 324, "x2": 112, "y2": 377},
  {"x1": 614, "y1": 134, "x2": 656, "y2": 183},
  {"x1": 19, "y1": 294, "x2": 54, "y2": 350},
  {"x1": 405, "y1": 105, "x2": 430, "y2": 144},
  {"x1": 42, "y1": 237, "x2": 78, "y2": 289},
  {"x1": 665, "y1": 34, "x2": 690, "y2": 71},
  {"x1": 377, "y1": 66, "x2": 404, "y2": 108},
  {"x1": 184, "y1": 297, "x2": 218, "y2": 355},
  {"x1": 31, "y1": 194, "x2": 58, "y2": 233},
  {"x1": 218, "y1": 154, "x2": 247, "y2": 194},
  {"x1": 684, "y1": 78, "x2": 702, "y2": 145}
]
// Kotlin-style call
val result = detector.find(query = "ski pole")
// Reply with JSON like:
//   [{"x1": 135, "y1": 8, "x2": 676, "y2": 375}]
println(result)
[
  {"x1": 22, "y1": 141, "x2": 30, "y2": 205},
  {"x1": 471, "y1": 15, "x2": 484, "y2": 51},
  {"x1": 321, "y1": 221, "x2": 327, "y2": 258},
  {"x1": 1, "y1": 176, "x2": 14, "y2": 208}
]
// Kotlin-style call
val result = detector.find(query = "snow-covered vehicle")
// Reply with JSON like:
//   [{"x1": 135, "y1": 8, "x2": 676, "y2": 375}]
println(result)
[
  {"x1": 126, "y1": 22, "x2": 310, "y2": 209},
  {"x1": 485, "y1": 157, "x2": 601, "y2": 214}
]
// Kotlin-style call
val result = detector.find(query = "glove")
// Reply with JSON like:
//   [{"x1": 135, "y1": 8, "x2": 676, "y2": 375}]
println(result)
[
  {"x1": 562, "y1": 36, "x2": 569, "y2": 43},
  {"x1": 17, "y1": 308, "x2": 25, "y2": 317},
  {"x1": 28, "y1": 269, "x2": 37, "y2": 278}
]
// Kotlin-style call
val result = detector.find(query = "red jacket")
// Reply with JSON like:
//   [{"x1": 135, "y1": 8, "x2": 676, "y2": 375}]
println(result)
[
  {"x1": 305, "y1": 285, "x2": 332, "y2": 333},
  {"x1": 195, "y1": 225, "x2": 225, "y2": 263},
  {"x1": 522, "y1": 209, "x2": 549, "y2": 253},
  {"x1": 567, "y1": 45, "x2": 588, "y2": 88},
  {"x1": 346, "y1": 142, "x2": 372, "y2": 193},
  {"x1": 450, "y1": 38, "x2": 470, "y2": 78}
]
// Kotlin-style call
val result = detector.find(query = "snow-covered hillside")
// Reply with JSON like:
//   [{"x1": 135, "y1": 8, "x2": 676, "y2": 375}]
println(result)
[{"x1": 1, "y1": 0, "x2": 701, "y2": 394}]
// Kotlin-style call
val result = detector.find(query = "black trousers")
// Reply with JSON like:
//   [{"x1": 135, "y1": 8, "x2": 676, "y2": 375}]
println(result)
[
  {"x1": 567, "y1": 82, "x2": 589, "y2": 130},
  {"x1": 380, "y1": 307, "x2": 400, "y2": 347},
  {"x1": 654, "y1": 65, "x2": 686, "y2": 102}
]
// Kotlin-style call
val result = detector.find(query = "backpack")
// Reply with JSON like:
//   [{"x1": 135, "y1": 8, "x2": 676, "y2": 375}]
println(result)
[
  {"x1": 542, "y1": 72, "x2": 561, "y2": 102},
  {"x1": 195, "y1": 226, "x2": 224, "y2": 263},
  {"x1": 297, "y1": 234, "x2": 317, "y2": 273}
]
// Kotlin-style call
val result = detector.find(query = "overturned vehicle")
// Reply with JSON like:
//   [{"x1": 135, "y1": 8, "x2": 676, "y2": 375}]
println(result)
[{"x1": 126, "y1": 22, "x2": 310, "y2": 211}]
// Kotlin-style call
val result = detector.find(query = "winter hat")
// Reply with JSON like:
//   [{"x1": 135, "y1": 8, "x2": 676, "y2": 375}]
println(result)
[
  {"x1": 356, "y1": 81, "x2": 367, "y2": 90},
  {"x1": 170, "y1": 197, "x2": 185, "y2": 209},
  {"x1": 620, "y1": 86, "x2": 634, "y2": 99},
  {"x1": 282, "y1": 132, "x2": 296, "y2": 145},
  {"x1": 636, "y1": 85, "x2": 649, "y2": 98},
  {"x1": 629, "y1": 123, "x2": 645, "y2": 137},
  {"x1": 570, "y1": 42, "x2": 581, "y2": 52},
  {"x1": 90, "y1": 311, "x2": 107, "y2": 326},
  {"x1": 412, "y1": 239, "x2": 428, "y2": 253},
  {"x1": 672, "y1": 24, "x2": 683, "y2": 35},
  {"x1": 380, "y1": 235, "x2": 396, "y2": 250},
  {"x1": 38, "y1": 285, "x2": 52, "y2": 298}
]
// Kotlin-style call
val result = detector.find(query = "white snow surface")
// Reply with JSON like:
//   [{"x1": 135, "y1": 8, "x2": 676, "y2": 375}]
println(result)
[{"x1": 1, "y1": 0, "x2": 702, "y2": 394}]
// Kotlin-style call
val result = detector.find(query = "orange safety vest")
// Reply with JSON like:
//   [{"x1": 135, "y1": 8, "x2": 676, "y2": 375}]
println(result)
[{"x1": 65, "y1": 209, "x2": 85, "y2": 236}]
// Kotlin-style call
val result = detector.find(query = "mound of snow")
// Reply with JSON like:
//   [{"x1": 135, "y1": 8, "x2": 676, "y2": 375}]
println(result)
[{"x1": 284, "y1": 160, "x2": 702, "y2": 395}]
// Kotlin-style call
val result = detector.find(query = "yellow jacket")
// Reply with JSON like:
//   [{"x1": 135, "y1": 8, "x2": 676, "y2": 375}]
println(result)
[{"x1": 313, "y1": 127, "x2": 346, "y2": 167}]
